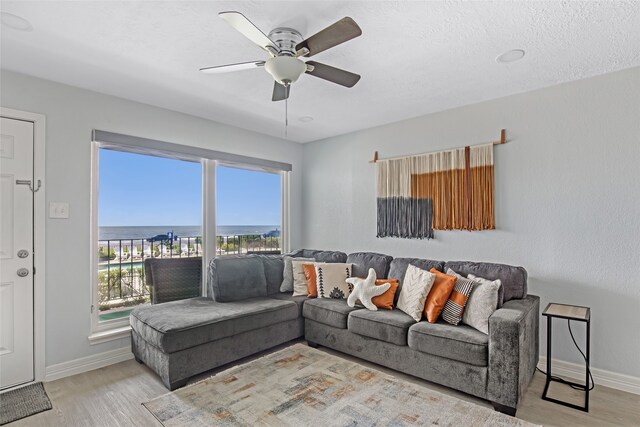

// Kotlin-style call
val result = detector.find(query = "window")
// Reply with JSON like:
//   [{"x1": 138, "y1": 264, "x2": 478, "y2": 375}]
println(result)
[
  {"x1": 90, "y1": 131, "x2": 291, "y2": 339},
  {"x1": 96, "y1": 149, "x2": 202, "y2": 322},
  {"x1": 216, "y1": 165, "x2": 281, "y2": 255}
]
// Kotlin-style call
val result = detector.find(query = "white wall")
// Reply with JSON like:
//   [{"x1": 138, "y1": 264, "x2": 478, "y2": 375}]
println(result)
[
  {"x1": 301, "y1": 67, "x2": 640, "y2": 378},
  {"x1": 0, "y1": 70, "x2": 303, "y2": 367}
]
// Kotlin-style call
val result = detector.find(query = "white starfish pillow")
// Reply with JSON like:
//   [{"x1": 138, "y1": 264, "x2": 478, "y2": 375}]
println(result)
[{"x1": 346, "y1": 268, "x2": 391, "y2": 311}]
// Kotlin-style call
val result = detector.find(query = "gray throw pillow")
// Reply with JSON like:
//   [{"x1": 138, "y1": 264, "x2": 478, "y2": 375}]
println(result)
[
  {"x1": 463, "y1": 274, "x2": 502, "y2": 334},
  {"x1": 280, "y1": 256, "x2": 314, "y2": 292}
]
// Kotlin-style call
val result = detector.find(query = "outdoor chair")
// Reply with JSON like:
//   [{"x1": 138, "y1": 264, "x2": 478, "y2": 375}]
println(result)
[
  {"x1": 144, "y1": 257, "x2": 202, "y2": 304},
  {"x1": 131, "y1": 246, "x2": 142, "y2": 260}
]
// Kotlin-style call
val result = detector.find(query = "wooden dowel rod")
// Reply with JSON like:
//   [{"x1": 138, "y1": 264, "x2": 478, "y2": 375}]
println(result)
[{"x1": 370, "y1": 129, "x2": 507, "y2": 163}]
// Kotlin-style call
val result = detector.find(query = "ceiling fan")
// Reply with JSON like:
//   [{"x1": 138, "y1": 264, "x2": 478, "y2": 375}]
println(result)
[{"x1": 200, "y1": 12, "x2": 362, "y2": 102}]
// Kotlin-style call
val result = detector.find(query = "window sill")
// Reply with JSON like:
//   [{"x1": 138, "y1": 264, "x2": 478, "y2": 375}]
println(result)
[{"x1": 88, "y1": 325, "x2": 131, "y2": 345}]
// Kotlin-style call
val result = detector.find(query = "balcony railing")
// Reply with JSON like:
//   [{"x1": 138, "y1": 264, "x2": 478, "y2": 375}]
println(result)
[{"x1": 97, "y1": 235, "x2": 281, "y2": 318}]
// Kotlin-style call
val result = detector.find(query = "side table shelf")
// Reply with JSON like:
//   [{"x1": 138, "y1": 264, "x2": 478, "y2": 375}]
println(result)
[{"x1": 542, "y1": 302, "x2": 591, "y2": 412}]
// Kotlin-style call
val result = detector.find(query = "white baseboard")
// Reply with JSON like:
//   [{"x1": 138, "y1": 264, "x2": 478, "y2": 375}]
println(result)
[
  {"x1": 538, "y1": 356, "x2": 640, "y2": 395},
  {"x1": 45, "y1": 347, "x2": 133, "y2": 382}
]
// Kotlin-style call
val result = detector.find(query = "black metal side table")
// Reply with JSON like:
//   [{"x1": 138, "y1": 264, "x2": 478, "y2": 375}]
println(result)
[{"x1": 542, "y1": 302, "x2": 591, "y2": 412}]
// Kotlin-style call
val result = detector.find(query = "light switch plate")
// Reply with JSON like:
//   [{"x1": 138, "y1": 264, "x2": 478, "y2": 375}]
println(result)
[{"x1": 49, "y1": 202, "x2": 69, "y2": 219}]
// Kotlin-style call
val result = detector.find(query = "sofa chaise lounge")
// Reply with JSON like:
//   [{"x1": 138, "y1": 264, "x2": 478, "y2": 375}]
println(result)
[{"x1": 130, "y1": 249, "x2": 539, "y2": 415}]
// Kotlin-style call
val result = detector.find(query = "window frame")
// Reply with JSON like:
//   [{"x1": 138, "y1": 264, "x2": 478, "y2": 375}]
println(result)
[{"x1": 88, "y1": 138, "x2": 290, "y2": 341}]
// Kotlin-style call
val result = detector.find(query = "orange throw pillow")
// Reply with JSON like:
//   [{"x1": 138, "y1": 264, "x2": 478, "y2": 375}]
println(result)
[
  {"x1": 371, "y1": 279, "x2": 399, "y2": 310},
  {"x1": 303, "y1": 263, "x2": 318, "y2": 297},
  {"x1": 352, "y1": 278, "x2": 399, "y2": 309},
  {"x1": 424, "y1": 269, "x2": 457, "y2": 323}
]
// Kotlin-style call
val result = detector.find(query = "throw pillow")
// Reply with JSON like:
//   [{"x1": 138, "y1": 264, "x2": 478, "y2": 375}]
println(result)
[
  {"x1": 347, "y1": 277, "x2": 399, "y2": 309},
  {"x1": 346, "y1": 268, "x2": 390, "y2": 311},
  {"x1": 303, "y1": 263, "x2": 318, "y2": 297},
  {"x1": 396, "y1": 265, "x2": 436, "y2": 322},
  {"x1": 315, "y1": 263, "x2": 353, "y2": 299},
  {"x1": 292, "y1": 260, "x2": 313, "y2": 296},
  {"x1": 280, "y1": 256, "x2": 314, "y2": 292},
  {"x1": 463, "y1": 274, "x2": 502, "y2": 334},
  {"x1": 371, "y1": 279, "x2": 399, "y2": 310},
  {"x1": 423, "y1": 269, "x2": 457, "y2": 323},
  {"x1": 441, "y1": 268, "x2": 476, "y2": 325}
]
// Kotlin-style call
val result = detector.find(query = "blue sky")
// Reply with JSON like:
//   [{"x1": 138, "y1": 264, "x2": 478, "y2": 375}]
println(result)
[{"x1": 98, "y1": 149, "x2": 280, "y2": 226}]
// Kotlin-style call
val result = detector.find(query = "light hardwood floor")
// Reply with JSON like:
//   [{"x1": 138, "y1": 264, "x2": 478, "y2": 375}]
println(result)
[{"x1": 11, "y1": 341, "x2": 640, "y2": 426}]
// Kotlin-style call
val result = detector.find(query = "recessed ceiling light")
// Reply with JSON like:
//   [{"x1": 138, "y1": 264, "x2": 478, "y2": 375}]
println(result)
[
  {"x1": 1, "y1": 12, "x2": 33, "y2": 31},
  {"x1": 496, "y1": 49, "x2": 525, "y2": 64},
  {"x1": 299, "y1": 116, "x2": 314, "y2": 123}
]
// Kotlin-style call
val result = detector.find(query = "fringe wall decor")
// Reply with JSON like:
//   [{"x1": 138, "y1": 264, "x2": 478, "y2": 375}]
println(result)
[{"x1": 376, "y1": 143, "x2": 495, "y2": 239}]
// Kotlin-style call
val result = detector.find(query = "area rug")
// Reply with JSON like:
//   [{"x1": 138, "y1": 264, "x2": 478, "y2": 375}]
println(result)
[
  {"x1": 144, "y1": 344, "x2": 537, "y2": 426},
  {"x1": 0, "y1": 382, "x2": 52, "y2": 425}
]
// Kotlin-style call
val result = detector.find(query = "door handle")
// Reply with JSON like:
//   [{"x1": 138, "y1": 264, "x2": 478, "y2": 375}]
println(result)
[
  {"x1": 16, "y1": 179, "x2": 41, "y2": 192},
  {"x1": 17, "y1": 249, "x2": 29, "y2": 258},
  {"x1": 17, "y1": 268, "x2": 30, "y2": 277}
]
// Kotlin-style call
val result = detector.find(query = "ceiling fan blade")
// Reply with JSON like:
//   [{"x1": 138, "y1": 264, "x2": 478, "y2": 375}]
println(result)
[
  {"x1": 200, "y1": 60, "x2": 265, "y2": 74},
  {"x1": 305, "y1": 61, "x2": 361, "y2": 88},
  {"x1": 219, "y1": 11, "x2": 279, "y2": 56},
  {"x1": 272, "y1": 82, "x2": 290, "y2": 102},
  {"x1": 296, "y1": 17, "x2": 362, "y2": 57}
]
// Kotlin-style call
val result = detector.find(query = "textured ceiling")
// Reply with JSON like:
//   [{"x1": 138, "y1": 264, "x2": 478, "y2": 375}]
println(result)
[{"x1": 1, "y1": 1, "x2": 639, "y2": 143}]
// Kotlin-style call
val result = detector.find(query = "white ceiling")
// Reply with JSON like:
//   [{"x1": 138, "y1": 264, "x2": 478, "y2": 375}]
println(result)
[{"x1": 1, "y1": 1, "x2": 639, "y2": 143}]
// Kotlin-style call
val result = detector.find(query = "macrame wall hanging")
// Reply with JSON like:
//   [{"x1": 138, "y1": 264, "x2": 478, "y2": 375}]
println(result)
[{"x1": 372, "y1": 130, "x2": 505, "y2": 239}]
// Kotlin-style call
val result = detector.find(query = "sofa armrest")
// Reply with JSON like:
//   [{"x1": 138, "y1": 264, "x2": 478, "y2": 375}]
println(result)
[{"x1": 487, "y1": 294, "x2": 540, "y2": 410}]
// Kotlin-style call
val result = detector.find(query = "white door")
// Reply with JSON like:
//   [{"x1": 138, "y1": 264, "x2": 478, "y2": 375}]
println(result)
[{"x1": 0, "y1": 117, "x2": 35, "y2": 389}]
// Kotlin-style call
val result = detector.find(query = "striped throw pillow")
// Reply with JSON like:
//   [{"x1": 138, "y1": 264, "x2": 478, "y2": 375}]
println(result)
[{"x1": 441, "y1": 268, "x2": 475, "y2": 325}]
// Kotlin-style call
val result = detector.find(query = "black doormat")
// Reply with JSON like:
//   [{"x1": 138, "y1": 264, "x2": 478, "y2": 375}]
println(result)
[{"x1": 0, "y1": 382, "x2": 52, "y2": 425}]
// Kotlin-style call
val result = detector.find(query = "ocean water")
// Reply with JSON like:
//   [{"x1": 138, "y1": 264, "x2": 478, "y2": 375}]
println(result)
[{"x1": 99, "y1": 225, "x2": 279, "y2": 240}]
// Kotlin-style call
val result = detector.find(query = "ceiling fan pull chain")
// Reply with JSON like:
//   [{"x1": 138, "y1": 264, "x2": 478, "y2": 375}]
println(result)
[{"x1": 285, "y1": 97, "x2": 289, "y2": 137}]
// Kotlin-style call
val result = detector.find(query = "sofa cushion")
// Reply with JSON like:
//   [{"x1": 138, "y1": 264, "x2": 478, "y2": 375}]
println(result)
[
  {"x1": 288, "y1": 249, "x2": 321, "y2": 258},
  {"x1": 347, "y1": 308, "x2": 415, "y2": 346},
  {"x1": 257, "y1": 255, "x2": 284, "y2": 295},
  {"x1": 207, "y1": 255, "x2": 267, "y2": 302},
  {"x1": 388, "y1": 258, "x2": 444, "y2": 305},
  {"x1": 130, "y1": 297, "x2": 298, "y2": 353},
  {"x1": 407, "y1": 321, "x2": 489, "y2": 366},
  {"x1": 289, "y1": 249, "x2": 348, "y2": 263},
  {"x1": 347, "y1": 252, "x2": 393, "y2": 278},
  {"x1": 444, "y1": 261, "x2": 527, "y2": 305},
  {"x1": 269, "y1": 292, "x2": 308, "y2": 317},
  {"x1": 302, "y1": 298, "x2": 361, "y2": 329},
  {"x1": 313, "y1": 250, "x2": 348, "y2": 263}
]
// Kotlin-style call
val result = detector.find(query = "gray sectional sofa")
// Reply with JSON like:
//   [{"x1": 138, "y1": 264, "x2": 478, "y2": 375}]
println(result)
[{"x1": 130, "y1": 249, "x2": 539, "y2": 416}]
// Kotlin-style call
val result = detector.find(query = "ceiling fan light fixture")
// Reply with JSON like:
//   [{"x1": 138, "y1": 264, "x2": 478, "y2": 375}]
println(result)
[{"x1": 265, "y1": 56, "x2": 306, "y2": 85}]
